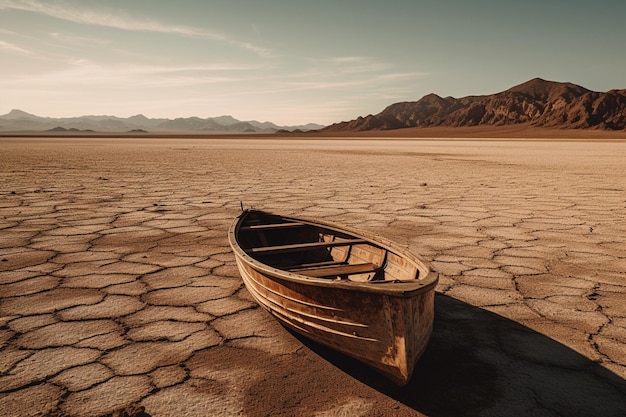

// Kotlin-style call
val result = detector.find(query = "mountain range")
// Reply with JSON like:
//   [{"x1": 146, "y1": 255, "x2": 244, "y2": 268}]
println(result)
[
  {"x1": 0, "y1": 110, "x2": 324, "y2": 134},
  {"x1": 322, "y1": 78, "x2": 626, "y2": 132},
  {"x1": 4, "y1": 78, "x2": 626, "y2": 135}
]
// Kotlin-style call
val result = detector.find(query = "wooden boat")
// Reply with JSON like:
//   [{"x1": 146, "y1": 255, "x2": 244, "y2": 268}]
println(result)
[{"x1": 228, "y1": 210, "x2": 438, "y2": 386}]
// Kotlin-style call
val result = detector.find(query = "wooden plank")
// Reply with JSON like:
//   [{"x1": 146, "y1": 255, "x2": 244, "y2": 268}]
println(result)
[
  {"x1": 294, "y1": 263, "x2": 379, "y2": 278},
  {"x1": 239, "y1": 222, "x2": 305, "y2": 231},
  {"x1": 247, "y1": 239, "x2": 367, "y2": 254},
  {"x1": 280, "y1": 260, "x2": 344, "y2": 270}
]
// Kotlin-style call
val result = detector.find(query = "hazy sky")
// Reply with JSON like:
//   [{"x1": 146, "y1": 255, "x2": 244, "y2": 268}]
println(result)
[{"x1": 1, "y1": 0, "x2": 625, "y2": 125}]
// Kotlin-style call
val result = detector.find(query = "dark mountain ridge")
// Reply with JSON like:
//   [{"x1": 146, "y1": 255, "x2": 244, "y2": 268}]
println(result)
[{"x1": 323, "y1": 78, "x2": 626, "y2": 131}]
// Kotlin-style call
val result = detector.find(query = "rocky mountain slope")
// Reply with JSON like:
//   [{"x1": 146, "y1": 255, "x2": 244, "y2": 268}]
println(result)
[
  {"x1": 0, "y1": 110, "x2": 323, "y2": 133},
  {"x1": 323, "y1": 78, "x2": 626, "y2": 131}
]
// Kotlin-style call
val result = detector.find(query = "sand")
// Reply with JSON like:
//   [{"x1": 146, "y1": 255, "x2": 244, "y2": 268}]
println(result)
[{"x1": 1, "y1": 136, "x2": 625, "y2": 417}]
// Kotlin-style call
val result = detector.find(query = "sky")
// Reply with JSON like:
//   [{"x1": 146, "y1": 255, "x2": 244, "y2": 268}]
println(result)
[{"x1": 1, "y1": 0, "x2": 625, "y2": 126}]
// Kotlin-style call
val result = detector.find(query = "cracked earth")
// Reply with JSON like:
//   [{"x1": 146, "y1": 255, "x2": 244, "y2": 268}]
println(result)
[{"x1": 1, "y1": 137, "x2": 625, "y2": 416}]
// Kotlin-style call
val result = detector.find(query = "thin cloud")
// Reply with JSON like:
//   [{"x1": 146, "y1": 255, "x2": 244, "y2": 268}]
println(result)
[
  {"x1": 327, "y1": 56, "x2": 372, "y2": 64},
  {"x1": 271, "y1": 57, "x2": 423, "y2": 93},
  {"x1": 278, "y1": 79, "x2": 369, "y2": 91},
  {"x1": 0, "y1": 0, "x2": 223, "y2": 37},
  {"x1": 376, "y1": 71, "x2": 429, "y2": 80},
  {"x1": 309, "y1": 56, "x2": 392, "y2": 74},
  {"x1": 0, "y1": 0, "x2": 273, "y2": 56},
  {"x1": 0, "y1": 60, "x2": 264, "y2": 89},
  {"x1": 0, "y1": 40, "x2": 33, "y2": 55},
  {"x1": 142, "y1": 63, "x2": 269, "y2": 74},
  {"x1": 49, "y1": 31, "x2": 111, "y2": 47}
]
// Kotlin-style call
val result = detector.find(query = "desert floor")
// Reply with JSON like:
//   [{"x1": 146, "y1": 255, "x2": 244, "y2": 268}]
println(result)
[{"x1": 1, "y1": 136, "x2": 625, "y2": 417}]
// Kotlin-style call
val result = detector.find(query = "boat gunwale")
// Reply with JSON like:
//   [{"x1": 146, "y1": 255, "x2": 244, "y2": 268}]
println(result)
[{"x1": 228, "y1": 210, "x2": 439, "y2": 297}]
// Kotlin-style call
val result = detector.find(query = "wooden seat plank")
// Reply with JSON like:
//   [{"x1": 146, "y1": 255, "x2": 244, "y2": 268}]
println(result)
[
  {"x1": 239, "y1": 222, "x2": 305, "y2": 231},
  {"x1": 279, "y1": 260, "x2": 344, "y2": 270},
  {"x1": 293, "y1": 262, "x2": 379, "y2": 278},
  {"x1": 247, "y1": 239, "x2": 367, "y2": 254}
]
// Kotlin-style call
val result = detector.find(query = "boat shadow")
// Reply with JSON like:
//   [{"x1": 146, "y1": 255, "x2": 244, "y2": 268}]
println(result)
[{"x1": 293, "y1": 294, "x2": 626, "y2": 417}]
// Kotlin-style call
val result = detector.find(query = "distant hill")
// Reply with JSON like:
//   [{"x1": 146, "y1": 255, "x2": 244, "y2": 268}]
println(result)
[
  {"x1": 0, "y1": 109, "x2": 324, "y2": 134},
  {"x1": 322, "y1": 78, "x2": 626, "y2": 131}
]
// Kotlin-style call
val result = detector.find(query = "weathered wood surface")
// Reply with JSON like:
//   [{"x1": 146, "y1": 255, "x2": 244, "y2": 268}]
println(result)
[
  {"x1": 229, "y1": 210, "x2": 438, "y2": 385},
  {"x1": 247, "y1": 238, "x2": 367, "y2": 254},
  {"x1": 289, "y1": 262, "x2": 379, "y2": 277},
  {"x1": 239, "y1": 222, "x2": 305, "y2": 231}
]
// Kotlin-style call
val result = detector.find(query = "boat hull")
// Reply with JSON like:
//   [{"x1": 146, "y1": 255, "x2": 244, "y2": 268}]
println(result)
[{"x1": 229, "y1": 211, "x2": 437, "y2": 386}]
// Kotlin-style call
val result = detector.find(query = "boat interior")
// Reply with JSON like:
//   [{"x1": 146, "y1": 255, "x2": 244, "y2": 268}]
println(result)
[{"x1": 237, "y1": 211, "x2": 419, "y2": 282}]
